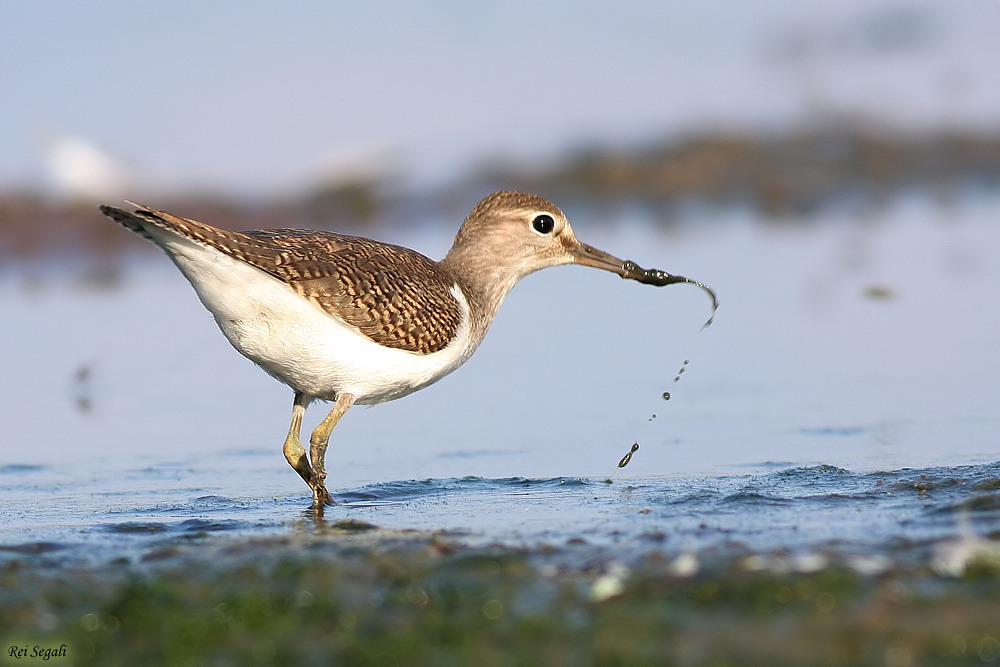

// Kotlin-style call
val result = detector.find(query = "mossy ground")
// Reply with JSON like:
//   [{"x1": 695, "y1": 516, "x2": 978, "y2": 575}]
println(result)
[{"x1": 3, "y1": 529, "x2": 1000, "y2": 666}]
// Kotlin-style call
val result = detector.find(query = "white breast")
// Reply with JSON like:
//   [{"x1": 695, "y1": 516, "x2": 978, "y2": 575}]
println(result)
[{"x1": 150, "y1": 231, "x2": 479, "y2": 405}]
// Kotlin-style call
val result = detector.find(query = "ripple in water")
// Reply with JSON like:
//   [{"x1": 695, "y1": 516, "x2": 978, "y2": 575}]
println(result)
[{"x1": 1, "y1": 462, "x2": 998, "y2": 568}]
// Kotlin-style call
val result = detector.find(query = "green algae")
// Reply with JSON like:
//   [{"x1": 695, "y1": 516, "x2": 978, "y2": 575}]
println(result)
[{"x1": 3, "y1": 533, "x2": 1000, "y2": 666}]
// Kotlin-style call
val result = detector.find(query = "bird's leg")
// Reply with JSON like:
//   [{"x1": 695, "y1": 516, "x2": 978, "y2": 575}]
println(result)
[
  {"x1": 282, "y1": 392, "x2": 315, "y2": 490},
  {"x1": 308, "y1": 391, "x2": 355, "y2": 509}
]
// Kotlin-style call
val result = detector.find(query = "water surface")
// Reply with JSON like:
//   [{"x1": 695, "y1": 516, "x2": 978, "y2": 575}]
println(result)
[{"x1": 2, "y1": 194, "x2": 999, "y2": 567}]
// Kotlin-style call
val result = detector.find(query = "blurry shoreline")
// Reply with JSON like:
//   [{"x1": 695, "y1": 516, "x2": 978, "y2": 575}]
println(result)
[{"x1": 3, "y1": 122, "x2": 1000, "y2": 267}]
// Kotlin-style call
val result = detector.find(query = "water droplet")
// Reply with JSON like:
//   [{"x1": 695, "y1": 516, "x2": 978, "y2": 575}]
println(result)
[
  {"x1": 618, "y1": 442, "x2": 639, "y2": 468},
  {"x1": 672, "y1": 360, "x2": 690, "y2": 383}
]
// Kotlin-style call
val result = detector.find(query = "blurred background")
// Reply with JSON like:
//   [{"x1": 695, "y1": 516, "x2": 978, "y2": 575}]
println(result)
[
  {"x1": 3, "y1": 2, "x2": 999, "y2": 241},
  {"x1": 2, "y1": 1, "x2": 999, "y2": 486}
]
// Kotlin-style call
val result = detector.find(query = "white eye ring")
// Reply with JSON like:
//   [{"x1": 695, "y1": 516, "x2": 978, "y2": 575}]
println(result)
[{"x1": 532, "y1": 214, "x2": 555, "y2": 235}]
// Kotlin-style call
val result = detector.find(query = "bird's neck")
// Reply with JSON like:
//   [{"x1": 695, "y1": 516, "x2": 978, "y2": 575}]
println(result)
[{"x1": 440, "y1": 244, "x2": 524, "y2": 341}]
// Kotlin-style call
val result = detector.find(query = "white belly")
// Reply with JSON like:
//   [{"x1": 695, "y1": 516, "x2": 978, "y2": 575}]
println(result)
[{"x1": 152, "y1": 232, "x2": 478, "y2": 404}]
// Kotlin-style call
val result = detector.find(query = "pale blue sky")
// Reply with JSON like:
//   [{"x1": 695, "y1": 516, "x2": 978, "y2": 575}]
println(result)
[{"x1": 2, "y1": 1, "x2": 998, "y2": 197}]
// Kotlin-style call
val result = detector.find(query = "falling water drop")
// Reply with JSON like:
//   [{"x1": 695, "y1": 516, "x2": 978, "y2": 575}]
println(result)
[{"x1": 618, "y1": 442, "x2": 640, "y2": 469}]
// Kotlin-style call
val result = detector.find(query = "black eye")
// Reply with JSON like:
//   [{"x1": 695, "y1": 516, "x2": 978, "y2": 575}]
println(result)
[{"x1": 532, "y1": 214, "x2": 555, "y2": 234}]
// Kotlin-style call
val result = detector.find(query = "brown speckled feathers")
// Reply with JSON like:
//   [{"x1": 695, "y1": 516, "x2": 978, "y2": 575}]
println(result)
[{"x1": 100, "y1": 205, "x2": 463, "y2": 354}]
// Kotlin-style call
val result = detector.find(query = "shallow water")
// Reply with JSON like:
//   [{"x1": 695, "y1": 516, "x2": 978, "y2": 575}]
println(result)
[
  {"x1": 2, "y1": 193, "x2": 999, "y2": 568},
  {"x1": 3, "y1": 461, "x2": 999, "y2": 572}
]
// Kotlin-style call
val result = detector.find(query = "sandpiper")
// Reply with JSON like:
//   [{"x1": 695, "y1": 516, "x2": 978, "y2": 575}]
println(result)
[{"x1": 101, "y1": 191, "x2": 715, "y2": 509}]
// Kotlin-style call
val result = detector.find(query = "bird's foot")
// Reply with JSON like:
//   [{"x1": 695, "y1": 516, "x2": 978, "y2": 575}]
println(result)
[{"x1": 310, "y1": 480, "x2": 334, "y2": 511}]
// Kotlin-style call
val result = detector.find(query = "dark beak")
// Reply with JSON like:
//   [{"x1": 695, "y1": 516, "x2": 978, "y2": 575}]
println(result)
[
  {"x1": 570, "y1": 241, "x2": 633, "y2": 276},
  {"x1": 570, "y1": 240, "x2": 719, "y2": 328}
]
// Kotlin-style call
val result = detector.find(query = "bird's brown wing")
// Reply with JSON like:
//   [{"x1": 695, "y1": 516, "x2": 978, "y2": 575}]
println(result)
[{"x1": 101, "y1": 204, "x2": 463, "y2": 354}]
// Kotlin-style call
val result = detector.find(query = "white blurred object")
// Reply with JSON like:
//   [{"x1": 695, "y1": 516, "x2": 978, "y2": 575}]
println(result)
[
  {"x1": 667, "y1": 552, "x2": 700, "y2": 578},
  {"x1": 589, "y1": 561, "x2": 631, "y2": 601},
  {"x1": 931, "y1": 513, "x2": 1000, "y2": 577},
  {"x1": 43, "y1": 133, "x2": 131, "y2": 201}
]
